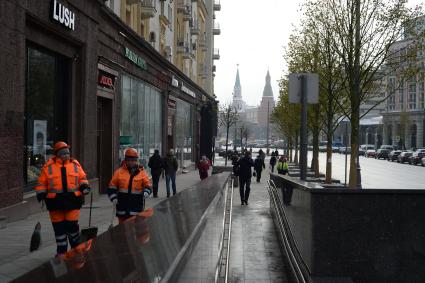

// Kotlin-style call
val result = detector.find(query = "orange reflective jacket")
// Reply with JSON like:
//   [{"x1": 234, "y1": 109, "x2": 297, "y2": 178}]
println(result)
[
  {"x1": 108, "y1": 165, "x2": 151, "y2": 216},
  {"x1": 35, "y1": 157, "x2": 88, "y2": 199},
  {"x1": 108, "y1": 165, "x2": 151, "y2": 195}
]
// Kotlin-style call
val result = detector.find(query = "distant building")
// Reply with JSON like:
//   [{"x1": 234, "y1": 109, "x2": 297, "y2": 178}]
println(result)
[
  {"x1": 232, "y1": 65, "x2": 246, "y2": 112},
  {"x1": 258, "y1": 70, "x2": 275, "y2": 126}
]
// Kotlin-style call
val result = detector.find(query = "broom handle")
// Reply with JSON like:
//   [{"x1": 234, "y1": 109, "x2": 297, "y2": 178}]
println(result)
[{"x1": 89, "y1": 192, "x2": 93, "y2": 227}]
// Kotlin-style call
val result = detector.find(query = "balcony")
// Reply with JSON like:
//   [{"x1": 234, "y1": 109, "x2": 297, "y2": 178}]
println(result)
[
  {"x1": 190, "y1": 21, "x2": 200, "y2": 35},
  {"x1": 213, "y1": 0, "x2": 221, "y2": 11},
  {"x1": 140, "y1": 0, "x2": 156, "y2": 19},
  {"x1": 213, "y1": 22, "x2": 221, "y2": 35},
  {"x1": 198, "y1": 64, "x2": 208, "y2": 78},
  {"x1": 213, "y1": 48, "x2": 220, "y2": 60},
  {"x1": 198, "y1": 33, "x2": 207, "y2": 51},
  {"x1": 177, "y1": 0, "x2": 192, "y2": 21},
  {"x1": 212, "y1": 65, "x2": 216, "y2": 72},
  {"x1": 177, "y1": 40, "x2": 192, "y2": 59}
]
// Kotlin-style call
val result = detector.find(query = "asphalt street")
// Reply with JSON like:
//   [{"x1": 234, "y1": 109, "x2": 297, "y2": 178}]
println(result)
[
  {"x1": 308, "y1": 151, "x2": 425, "y2": 189},
  {"x1": 214, "y1": 149, "x2": 425, "y2": 189}
]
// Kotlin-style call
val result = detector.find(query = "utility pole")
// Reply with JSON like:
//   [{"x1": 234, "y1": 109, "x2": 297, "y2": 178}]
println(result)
[
  {"x1": 266, "y1": 100, "x2": 270, "y2": 155},
  {"x1": 300, "y1": 75, "x2": 308, "y2": 180},
  {"x1": 354, "y1": 0, "x2": 362, "y2": 188}
]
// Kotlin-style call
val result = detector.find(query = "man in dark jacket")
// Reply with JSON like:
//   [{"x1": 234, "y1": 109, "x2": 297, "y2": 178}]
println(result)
[
  {"x1": 236, "y1": 151, "x2": 254, "y2": 205},
  {"x1": 148, "y1": 149, "x2": 162, "y2": 198},
  {"x1": 270, "y1": 153, "x2": 277, "y2": 173},
  {"x1": 162, "y1": 149, "x2": 178, "y2": 197},
  {"x1": 254, "y1": 155, "x2": 265, "y2": 183}
]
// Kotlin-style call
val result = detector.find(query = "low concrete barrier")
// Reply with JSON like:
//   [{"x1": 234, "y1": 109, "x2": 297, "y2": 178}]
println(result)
[
  {"x1": 13, "y1": 173, "x2": 231, "y2": 283},
  {"x1": 270, "y1": 173, "x2": 425, "y2": 283}
]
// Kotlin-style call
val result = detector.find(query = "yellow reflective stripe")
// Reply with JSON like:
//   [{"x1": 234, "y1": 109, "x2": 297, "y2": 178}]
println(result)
[
  {"x1": 48, "y1": 165, "x2": 53, "y2": 175},
  {"x1": 68, "y1": 188, "x2": 79, "y2": 192},
  {"x1": 73, "y1": 163, "x2": 78, "y2": 173},
  {"x1": 109, "y1": 186, "x2": 118, "y2": 191},
  {"x1": 75, "y1": 176, "x2": 78, "y2": 187},
  {"x1": 36, "y1": 189, "x2": 47, "y2": 194}
]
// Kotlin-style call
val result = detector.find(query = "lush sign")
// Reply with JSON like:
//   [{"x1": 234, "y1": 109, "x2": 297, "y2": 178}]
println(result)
[
  {"x1": 125, "y1": 47, "x2": 147, "y2": 70},
  {"x1": 51, "y1": 0, "x2": 75, "y2": 30}
]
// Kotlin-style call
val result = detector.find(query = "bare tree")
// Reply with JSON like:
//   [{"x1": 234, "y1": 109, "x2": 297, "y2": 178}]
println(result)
[{"x1": 218, "y1": 103, "x2": 239, "y2": 166}]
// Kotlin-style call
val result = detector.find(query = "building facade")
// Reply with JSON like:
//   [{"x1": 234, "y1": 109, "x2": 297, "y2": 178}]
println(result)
[
  {"x1": 382, "y1": 29, "x2": 425, "y2": 149},
  {"x1": 0, "y1": 0, "x2": 217, "y2": 217}
]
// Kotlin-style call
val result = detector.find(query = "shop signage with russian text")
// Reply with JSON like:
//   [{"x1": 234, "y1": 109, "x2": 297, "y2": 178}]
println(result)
[
  {"x1": 98, "y1": 69, "x2": 116, "y2": 90},
  {"x1": 125, "y1": 47, "x2": 147, "y2": 70}
]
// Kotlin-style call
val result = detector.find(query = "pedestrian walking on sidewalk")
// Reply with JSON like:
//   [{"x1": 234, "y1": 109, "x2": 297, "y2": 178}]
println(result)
[
  {"x1": 198, "y1": 155, "x2": 211, "y2": 180},
  {"x1": 108, "y1": 148, "x2": 152, "y2": 224},
  {"x1": 163, "y1": 149, "x2": 178, "y2": 197},
  {"x1": 35, "y1": 141, "x2": 90, "y2": 256},
  {"x1": 148, "y1": 149, "x2": 162, "y2": 198},
  {"x1": 270, "y1": 153, "x2": 277, "y2": 173},
  {"x1": 254, "y1": 154, "x2": 265, "y2": 183},
  {"x1": 277, "y1": 156, "x2": 289, "y2": 175},
  {"x1": 236, "y1": 151, "x2": 254, "y2": 205}
]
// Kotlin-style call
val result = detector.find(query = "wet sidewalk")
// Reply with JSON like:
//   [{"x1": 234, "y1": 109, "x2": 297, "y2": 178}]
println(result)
[
  {"x1": 0, "y1": 168, "x2": 205, "y2": 282},
  {"x1": 228, "y1": 162, "x2": 289, "y2": 283}
]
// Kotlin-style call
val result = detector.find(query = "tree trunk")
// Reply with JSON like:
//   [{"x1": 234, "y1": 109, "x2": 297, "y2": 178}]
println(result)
[
  {"x1": 311, "y1": 105, "x2": 320, "y2": 177},
  {"x1": 325, "y1": 133, "x2": 333, "y2": 184},
  {"x1": 349, "y1": 111, "x2": 359, "y2": 188},
  {"x1": 289, "y1": 139, "x2": 293, "y2": 162},
  {"x1": 294, "y1": 134, "x2": 299, "y2": 165},
  {"x1": 225, "y1": 125, "x2": 229, "y2": 166}
]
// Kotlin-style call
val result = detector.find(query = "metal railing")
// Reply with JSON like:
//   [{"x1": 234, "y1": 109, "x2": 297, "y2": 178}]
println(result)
[{"x1": 266, "y1": 179, "x2": 310, "y2": 283}]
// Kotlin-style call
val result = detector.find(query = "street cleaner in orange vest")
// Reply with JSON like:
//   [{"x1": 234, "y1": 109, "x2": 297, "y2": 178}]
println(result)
[
  {"x1": 108, "y1": 148, "x2": 152, "y2": 224},
  {"x1": 35, "y1": 141, "x2": 90, "y2": 256}
]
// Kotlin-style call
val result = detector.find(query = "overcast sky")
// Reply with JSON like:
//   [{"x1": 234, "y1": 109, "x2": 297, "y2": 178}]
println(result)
[{"x1": 213, "y1": 0, "x2": 423, "y2": 107}]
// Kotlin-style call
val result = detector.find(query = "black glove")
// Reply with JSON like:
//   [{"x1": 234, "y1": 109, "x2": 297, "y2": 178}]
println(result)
[
  {"x1": 36, "y1": 192, "x2": 46, "y2": 203},
  {"x1": 79, "y1": 183, "x2": 91, "y2": 195}
]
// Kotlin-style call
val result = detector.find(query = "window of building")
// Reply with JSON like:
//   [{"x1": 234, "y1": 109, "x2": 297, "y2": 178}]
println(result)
[
  {"x1": 120, "y1": 75, "x2": 162, "y2": 171},
  {"x1": 175, "y1": 98, "x2": 193, "y2": 168},
  {"x1": 24, "y1": 46, "x2": 70, "y2": 190},
  {"x1": 420, "y1": 92, "x2": 424, "y2": 109}
]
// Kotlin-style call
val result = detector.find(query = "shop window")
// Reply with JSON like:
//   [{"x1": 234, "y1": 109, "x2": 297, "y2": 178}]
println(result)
[
  {"x1": 120, "y1": 75, "x2": 162, "y2": 172},
  {"x1": 24, "y1": 46, "x2": 70, "y2": 190}
]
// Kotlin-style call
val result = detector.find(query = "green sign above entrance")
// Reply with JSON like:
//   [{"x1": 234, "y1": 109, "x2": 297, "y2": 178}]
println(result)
[{"x1": 125, "y1": 47, "x2": 147, "y2": 70}]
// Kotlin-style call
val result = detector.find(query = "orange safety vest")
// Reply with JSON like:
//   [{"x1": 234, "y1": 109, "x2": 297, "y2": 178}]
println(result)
[
  {"x1": 35, "y1": 157, "x2": 88, "y2": 199},
  {"x1": 109, "y1": 165, "x2": 151, "y2": 195},
  {"x1": 108, "y1": 165, "x2": 151, "y2": 216}
]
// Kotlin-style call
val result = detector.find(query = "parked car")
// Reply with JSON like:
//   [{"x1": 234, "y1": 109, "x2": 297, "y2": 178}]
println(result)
[
  {"x1": 387, "y1": 150, "x2": 402, "y2": 162},
  {"x1": 422, "y1": 157, "x2": 425, "y2": 167},
  {"x1": 365, "y1": 149, "x2": 377, "y2": 158},
  {"x1": 397, "y1": 151, "x2": 413, "y2": 163},
  {"x1": 408, "y1": 149, "x2": 425, "y2": 165},
  {"x1": 359, "y1": 144, "x2": 375, "y2": 156},
  {"x1": 332, "y1": 142, "x2": 344, "y2": 153},
  {"x1": 375, "y1": 149, "x2": 390, "y2": 159},
  {"x1": 339, "y1": 147, "x2": 351, "y2": 154},
  {"x1": 379, "y1": 145, "x2": 395, "y2": 151}
]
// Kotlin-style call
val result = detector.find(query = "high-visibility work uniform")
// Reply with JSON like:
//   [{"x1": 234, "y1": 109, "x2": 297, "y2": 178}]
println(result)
[
  {"x1": 108, "y1": 164, "x2": 152, "y2": 223},
  {"x1": 277, "y1": 161, "x2": 289, "y2": 175},
  {"x1": 35, "y1": 157, "x2": 89, "y2": 254}
]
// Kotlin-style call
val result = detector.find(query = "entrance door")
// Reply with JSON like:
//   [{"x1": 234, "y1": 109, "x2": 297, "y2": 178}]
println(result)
[{"x1": 97, "y1": 97, "x2": 113, "y2": 193}]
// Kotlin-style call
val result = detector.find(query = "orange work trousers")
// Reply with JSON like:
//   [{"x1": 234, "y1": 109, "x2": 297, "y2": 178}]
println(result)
[{"x1": 49, "y1": 210, "x2": 80, "y2": 223}]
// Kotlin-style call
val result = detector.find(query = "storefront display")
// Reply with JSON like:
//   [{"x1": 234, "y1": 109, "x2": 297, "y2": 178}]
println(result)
[
  {"x1": 24, "y1": 46, "x2": 69, "y2": 188},
  {"x1": 120, "y1": 75, "x2": 162, "y2": 171},
  {"x1": 175, "y1": 98, "x2": 193, "y2": 168}
]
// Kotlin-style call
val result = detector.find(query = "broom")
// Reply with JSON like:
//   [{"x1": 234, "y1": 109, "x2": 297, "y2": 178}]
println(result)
[
  {"x1": 30, "y1": 201, "x2": 45, "y2": 252},
  {"x1": 80, "y1": 192, "x2": 98, "y2": 242}
]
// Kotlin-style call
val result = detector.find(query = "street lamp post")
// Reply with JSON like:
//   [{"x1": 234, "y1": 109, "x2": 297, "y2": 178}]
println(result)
[{"x1": 266, "y1": 100, "x2": 270, "y2": 155}]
